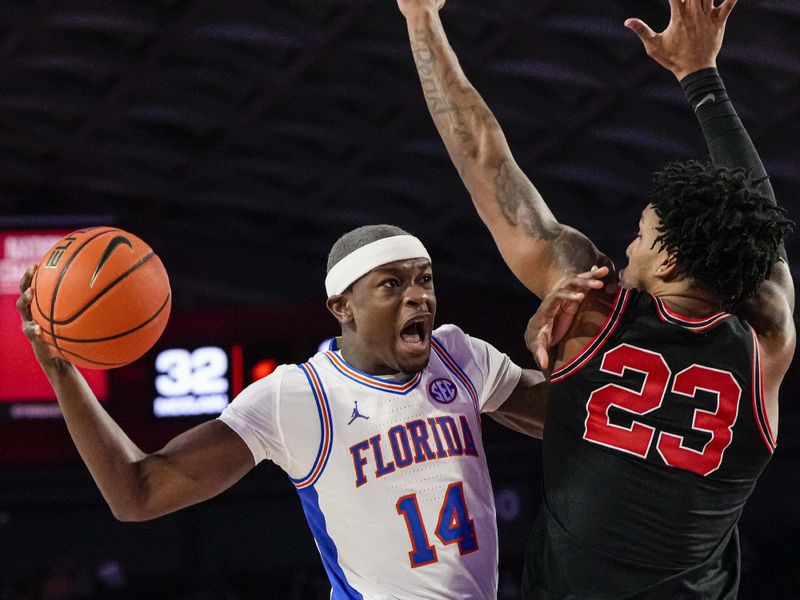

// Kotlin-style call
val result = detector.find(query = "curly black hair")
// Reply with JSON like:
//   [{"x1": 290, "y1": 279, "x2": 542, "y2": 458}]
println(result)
[{"x1": 647, "y1": 160, "x2": 793, "y2": 305}]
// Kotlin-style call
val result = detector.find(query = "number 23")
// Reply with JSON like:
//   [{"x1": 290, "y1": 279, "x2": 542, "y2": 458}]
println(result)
[{"x1": 584, "y1": 343, "x2": 740, "y2": 476}]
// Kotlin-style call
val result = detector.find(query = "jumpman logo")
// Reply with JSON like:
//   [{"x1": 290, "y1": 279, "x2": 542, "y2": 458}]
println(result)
[{"x1": 348, "y1": 401, "x2": 369, "y2": 425}]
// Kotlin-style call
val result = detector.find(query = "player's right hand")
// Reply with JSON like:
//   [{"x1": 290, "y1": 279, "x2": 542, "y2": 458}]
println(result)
[
  {"x1": 625, "y1": 0, "x2": 737, "y2": 80},
  {"x1": 17, "y1": 265, "x2": 69, "y2": 370},
  {"x1": 525, "y1": 266, "x2": 609, "y2": 370},
  {"x1": 397, "y1": 0, "x2": 445, "y2": 19}
]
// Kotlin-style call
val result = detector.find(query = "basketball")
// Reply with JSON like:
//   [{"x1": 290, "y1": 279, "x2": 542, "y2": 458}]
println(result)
[{"x1": 30, "y1": 227, "x2": 171, "y2": 369}]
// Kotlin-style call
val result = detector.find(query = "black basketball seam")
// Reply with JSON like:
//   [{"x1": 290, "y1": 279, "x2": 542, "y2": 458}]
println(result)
[
  {"x1": 50, "y1": 251, "x2": 157, "y2": 326},
  {"x1": 36, "y1": 292, "x2": 170, "y2": 343},
  {"x1": 40, "y1": 339, "x2": 127, "y2": 367},
  {"x1": 48, "y1": 228, "x2": 121, "y2": 360}
]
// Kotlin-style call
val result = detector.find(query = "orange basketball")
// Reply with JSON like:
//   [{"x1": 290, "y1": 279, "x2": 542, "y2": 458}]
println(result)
[{"x1": 30, "y1": 227, "x2": 171, "y2": 369}]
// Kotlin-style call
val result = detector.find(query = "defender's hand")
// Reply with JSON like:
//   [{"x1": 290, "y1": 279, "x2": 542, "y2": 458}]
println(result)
[
  {"x1": 397, "y1": 0, "x2": 445, "y2": 19},
  {"x1": 17, "y1": 265, "x2": 70, "y2": 371},
  {"x1": 625, "y1": 0, "x2": 737, "y2": 80},
  {"x1": 525, "y1": 266, "x2": 609, "y2": 370}
]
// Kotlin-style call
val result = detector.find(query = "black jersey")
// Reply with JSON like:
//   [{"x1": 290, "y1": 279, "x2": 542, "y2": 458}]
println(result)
[{"x1": 523, "y1": 288, "x2": 775, "y2": 600}]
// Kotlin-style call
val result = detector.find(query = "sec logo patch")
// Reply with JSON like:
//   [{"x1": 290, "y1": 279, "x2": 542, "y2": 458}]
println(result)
[{"x1": 429, "y1": 378, "x2": 458, "y2": 404}]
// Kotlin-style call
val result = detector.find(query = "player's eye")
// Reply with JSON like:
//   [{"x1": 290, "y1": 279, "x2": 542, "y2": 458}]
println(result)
[
  {"x1": 419, "y1": 274, "x2": 433, "y2": 285},
  {"x1": 382, "y1": 278, "x2": 401, "y2": 288}
]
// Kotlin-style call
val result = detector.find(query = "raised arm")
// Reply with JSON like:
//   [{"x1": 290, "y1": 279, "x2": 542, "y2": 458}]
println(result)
[
  {"x1": 626, "y1": 0, "x2": 794, "y2": 350},
  {"x1": 17, "y1": 265, "x2": 254, "y2": 522},
  {"x1": 396, "y1": 0, "x2": 608, "y2": 299}
]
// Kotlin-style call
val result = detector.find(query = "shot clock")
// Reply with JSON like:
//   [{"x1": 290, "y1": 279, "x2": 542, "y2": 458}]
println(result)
[{"x1": 150, "y1": 342, "x2": 285, "y2": 417}]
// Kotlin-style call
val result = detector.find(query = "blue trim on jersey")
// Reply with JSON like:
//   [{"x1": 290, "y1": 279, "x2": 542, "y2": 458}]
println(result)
[
  {"x1": 291, "y1": 363, "x2": 333, "y2": 486},
  {"x1": 431, "y1": 337, "x2": 480, "y2": 415},
  {"x1": 297, "y1": 486, "x2": 364, "y2": 600},
  {"x1": 324, "y1": 352, "x2": 422, "y2": 395}
]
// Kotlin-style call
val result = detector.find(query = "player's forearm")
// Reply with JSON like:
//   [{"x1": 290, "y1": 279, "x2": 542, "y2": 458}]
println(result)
[
  {"x1": 405, "y1": 10, "x2": 506, "y2": 181},
  {"x1": 682, "y1": 68, "x2": 786, "y2": 262},
  {"x1": 404, "y1": 9, "x2": 603, "y2": 296},
  {"x1": 682, "y1": 68, "x2": 777, "y2": 204},
  {"x1": 683, "y1": 67, "x2": 792, "y2": 333},
  {"x1": 405, "y1": 11, "x2": 565, "y2": 230},
  {"x1": 44, "y1": 362, "x2": 151, "y2": 520}
]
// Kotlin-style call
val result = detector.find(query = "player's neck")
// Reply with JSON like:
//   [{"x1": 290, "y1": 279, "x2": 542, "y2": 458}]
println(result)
[
  {"x1": 338, "y1": 341, "x2": 410, "y2": 379},
  {"x1": 652, "y1": 288, "x2": 726, "y2": 318}
]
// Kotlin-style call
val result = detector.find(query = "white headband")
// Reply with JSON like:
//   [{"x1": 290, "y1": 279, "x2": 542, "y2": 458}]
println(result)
[{"x1": 325, "y1": 235, "x2": 431, "y2": 297}]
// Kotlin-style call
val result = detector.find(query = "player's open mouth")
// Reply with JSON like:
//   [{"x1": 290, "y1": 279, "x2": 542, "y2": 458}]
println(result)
[{"x1": 399, "y1": 314, "x2": 431, "y2": 346}]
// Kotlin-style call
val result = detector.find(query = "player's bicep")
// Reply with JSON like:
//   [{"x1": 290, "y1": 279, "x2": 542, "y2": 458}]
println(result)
[
  {"x1": 135, "y1": 419, "x2": 255, "y2": 520},
  {"x1": 739, "y1": 261, "x2": 795, "y2": 344},
  {"x1": 487, "y1": 370, "x2": 547, "y2": 438}
]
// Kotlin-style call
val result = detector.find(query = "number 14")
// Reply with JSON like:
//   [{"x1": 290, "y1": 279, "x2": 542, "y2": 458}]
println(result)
[{"x1": 396, "y1": 481, "x2": 479, "y2": 568}]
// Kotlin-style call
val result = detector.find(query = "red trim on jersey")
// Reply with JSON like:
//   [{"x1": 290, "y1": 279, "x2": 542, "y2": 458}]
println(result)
[
  {"x1": 325, "y1": 351, "x2": 422, "y2": 392},
  {"x1": 295, "y1": 363, "x2": 333, "y2": 489},
  {"x1": 750, "y1": 329, "x2": 776, "y2": 452},
  {"x1": 551, "y1": 288, "x2": 629, "y2": 384},
  {"x1": 653, "y1": 296, "x2": 733, "y2": 332}
]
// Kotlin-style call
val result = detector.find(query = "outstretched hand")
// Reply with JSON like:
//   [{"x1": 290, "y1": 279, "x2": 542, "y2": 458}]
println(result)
[
  {"x1": 625, "y1": 0, "x2": 737, "y2": 80},
  {"x1": 17, "y1": 265, "x2": 69, "y2": 371},
  {"x1": 525, "y1": 266, "x2": 610, "y2": 370}
]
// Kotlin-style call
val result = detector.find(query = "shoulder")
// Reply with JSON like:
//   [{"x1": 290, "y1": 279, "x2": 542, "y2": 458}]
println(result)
[
  {"x1": 432, "y1": 323, "x2": 499, "y2": 359},
  {"x1": 739, "y1": 261, "x2": 796, "y2": 362},
  {"x1": 227, "y1": 363, "x2": 315, "y2": 411},
  {"x1": 431, "y1": 323, "x2": 468, "y2": 346},
  {"x1": 555, "y1": 285, "x2": 632, "y2": 371}
]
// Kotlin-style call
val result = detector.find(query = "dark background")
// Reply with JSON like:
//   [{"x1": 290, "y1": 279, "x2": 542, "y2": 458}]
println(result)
[{"x1": 0, "y1": 0, "x2": 798, "y2": 598}]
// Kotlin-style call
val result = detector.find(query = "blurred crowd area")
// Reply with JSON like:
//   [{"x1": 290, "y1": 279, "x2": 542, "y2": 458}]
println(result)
[
  {"x1": 0, "y1": 561, "x2": 334, "y2": 600},
  {"x1": 2, "y1": 538, "x2": 799, "y2": 600}
]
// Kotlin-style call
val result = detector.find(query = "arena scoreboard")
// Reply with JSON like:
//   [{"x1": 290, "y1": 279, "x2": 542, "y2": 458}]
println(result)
[{"x1": 0, "y1": 229, "x2": 109, "y2": 417}]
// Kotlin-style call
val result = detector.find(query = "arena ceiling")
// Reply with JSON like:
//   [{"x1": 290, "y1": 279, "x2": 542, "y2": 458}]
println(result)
[{"x1": 1, "y1": 0, "x2": 798, "y2": 308}]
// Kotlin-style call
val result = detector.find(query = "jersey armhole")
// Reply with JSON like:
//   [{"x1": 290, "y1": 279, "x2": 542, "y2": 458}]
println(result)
[
  {"x1": 750, "y1": 328, "x2": 777, "y2": 452},
  {"x1": 551, "y1": 288, "x2": 631, "y2": 384},
  {"x1": 291, "y1": 363, "x2": 335, "y2": 489}
]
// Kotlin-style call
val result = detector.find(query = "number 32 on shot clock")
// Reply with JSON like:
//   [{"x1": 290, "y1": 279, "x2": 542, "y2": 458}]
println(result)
[{"x1": 153, "y1": 346, "x2": 229, "y2": 417}]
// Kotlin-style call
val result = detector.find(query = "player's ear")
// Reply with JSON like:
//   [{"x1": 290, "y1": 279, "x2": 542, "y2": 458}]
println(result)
[
  {"x1": 326, "y1": 293, "x2": 354, "y2": 324},
  {"x1": 655, "y1": 253, "x2": 679, "y2": 281}
]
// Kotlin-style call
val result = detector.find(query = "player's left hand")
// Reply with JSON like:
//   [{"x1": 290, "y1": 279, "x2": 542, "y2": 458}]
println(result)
[
  {"x1": 525, "y1": 266, "x2": 609, "y2": 370},
  {"x1": 625, "y1": 0, "x2": 737, "y2": 80}
]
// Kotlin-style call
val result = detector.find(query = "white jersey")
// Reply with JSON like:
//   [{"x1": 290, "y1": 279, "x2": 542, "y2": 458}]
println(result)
[{"x1": 219, "y1": 324, "x2": 527, "y2": 599}]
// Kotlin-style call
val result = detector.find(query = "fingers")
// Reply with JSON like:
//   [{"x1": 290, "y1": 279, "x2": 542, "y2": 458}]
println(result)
[
  {"x1": 683, "y1": 0, "x2": 698, "y2": 16},
  {"x1": 16, "y1": 284, "x2": 34, "y2": 322},
  {"x1": 17, "y1": 264, "x2": 39, "y2": 324},
  {"x1": 701, "y1": 0, "x2": 713, "y2": 14},
  {"x1": 624, "y1": 18, "x2": 658, "y2": 42},
  {"x1": 19, "y1": 263, "x2": 36, "y2": 293},
  {"x1": 574, "y1": 265, "x2": 609, "y2": 280},
  {"x1": 528, "y1": 321, "x2": 552, "y2": 370},
  {"x1": 713, "y1": 0, "x2": 737, "y2": 22},
  {"x1": 534, "y1": 341, "x2": 549, "y2": 371},
  {"x1": 22, "y1": 318, "x2": 42, "y2": 342},
  {"x1": 667, "y1": 0, "x2": 687, "y2": 17},
  {"x1": 562, "y1": 269, "x2": 606, "y2": 298},
  {"x1": 552, "y1": 290, "x2": 586, "y2": 304},
  {"x1": 568, "y1": 276, "x2": 603, "y2": 292}
]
